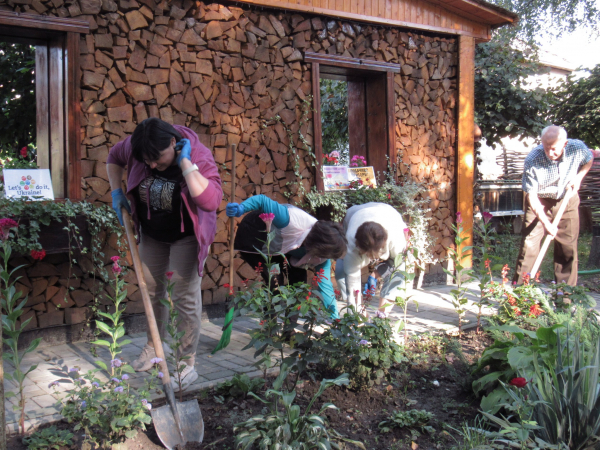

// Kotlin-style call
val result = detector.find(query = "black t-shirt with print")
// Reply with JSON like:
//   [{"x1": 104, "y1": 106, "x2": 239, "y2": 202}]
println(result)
[{"x1": 134, "y1": 165, "x2": 195, "y2": 243}]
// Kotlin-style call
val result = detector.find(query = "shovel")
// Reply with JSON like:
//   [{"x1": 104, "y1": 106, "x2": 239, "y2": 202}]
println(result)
[
  {"x1": 530, "y1": 186, "x2": 575, "y2": 277},
  {"x1": 121, "y1": 209, "x2": 204, "y2": 449}
]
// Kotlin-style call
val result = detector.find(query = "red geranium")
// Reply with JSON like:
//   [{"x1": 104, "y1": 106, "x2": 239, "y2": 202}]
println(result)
[
  {"x1": 20, "y1": 147, "x2": 28, "y2": 157},
  {"x1": 509, "y1": 377, "x2": 528, "y2": 388},
  {"x1": 31, "y1": 249, "x2": 46, "y2": 260}
]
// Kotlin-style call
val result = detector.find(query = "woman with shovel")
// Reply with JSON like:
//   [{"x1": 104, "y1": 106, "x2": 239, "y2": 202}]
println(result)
[
  {"x1": 107, "y1": 117, "x2": 222, "y2": 392},
  {"x1": 226, "y1": 195, "x2": 347, "y2": 319}
]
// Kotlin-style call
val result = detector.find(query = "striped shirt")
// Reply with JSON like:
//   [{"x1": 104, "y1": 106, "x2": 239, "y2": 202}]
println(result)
[{"x1": 522, "y1": 139, "x2": 592, "y2": 199}]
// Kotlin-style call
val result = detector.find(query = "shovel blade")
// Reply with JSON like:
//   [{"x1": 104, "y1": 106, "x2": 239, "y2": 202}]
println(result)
[{"x1": 151, "y1": 400, "x2": 204, "y2": 450}]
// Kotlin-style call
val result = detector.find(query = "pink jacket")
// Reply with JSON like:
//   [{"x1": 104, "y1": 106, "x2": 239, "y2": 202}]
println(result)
[{"x1": 107, "y1": 126, "x2": 222, "y2": 276}]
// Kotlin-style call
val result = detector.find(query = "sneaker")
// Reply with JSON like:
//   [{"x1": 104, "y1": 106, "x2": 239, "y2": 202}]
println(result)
[
  {"x1": 171, "y1": 362, "x2": 198, "y2": 392},
  {"x1": 131, "y1": 343, "x2": 173, "y2": 372}
]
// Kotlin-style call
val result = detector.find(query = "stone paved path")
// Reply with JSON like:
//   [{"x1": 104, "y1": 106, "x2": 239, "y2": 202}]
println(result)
[{"x1": 4, "y1": 283, "x2": 600, "y2": 435}]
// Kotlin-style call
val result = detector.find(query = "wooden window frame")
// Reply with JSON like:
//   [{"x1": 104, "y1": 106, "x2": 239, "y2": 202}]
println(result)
[
  {"x1": 306, "y1": 52, "x2": 397, "y2": 191},
  {"x1": 0, "y1": 11, "x2": 89, "y2": 199}
]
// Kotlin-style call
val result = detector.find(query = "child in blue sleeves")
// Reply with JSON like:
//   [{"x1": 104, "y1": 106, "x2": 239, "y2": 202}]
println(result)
[{"x1": 226, "y1": 195, "x2": 347, "y2": 318}]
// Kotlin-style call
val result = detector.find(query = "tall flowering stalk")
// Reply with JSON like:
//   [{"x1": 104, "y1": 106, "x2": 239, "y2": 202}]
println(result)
[
  {"x1": 0, "y1": 218, "x2": 42, "y2": 436},
  {"x1": 473, "y1": 211, "x2": 496, "y2": 334},
  {"x1": 90, "y1": 256, "x2": 131, "y2": 375},
  {"x1": 443, "y1": 212, "x2": 475, "y2": 337},
  {"x1": 52, "y1": 255, "x2": 155, "y2": 447},
  {"x1": 159, "y1": 271, "x2": 191, "y2": 401}
]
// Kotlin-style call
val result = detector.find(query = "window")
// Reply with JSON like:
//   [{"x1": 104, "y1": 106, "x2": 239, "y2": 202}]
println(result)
[
  {"x1": 0, "y1": 11, "x2": 88, "y2": 199},
  {"x1": 306, "y1": 52, "x2": 398, "y2": 190}
]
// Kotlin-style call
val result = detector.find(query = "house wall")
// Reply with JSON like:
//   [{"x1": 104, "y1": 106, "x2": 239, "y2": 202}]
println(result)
[{"x1": 0, "y1": 0, "x2": 458, "y2": 330}]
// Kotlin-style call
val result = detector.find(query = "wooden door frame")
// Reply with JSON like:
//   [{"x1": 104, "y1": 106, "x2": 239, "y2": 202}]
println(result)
[
  {"x1": 0, "y1": 11, "x2": 89, "y2": 199},
  {"x1": 307, "y1": 52, "x2": 399, "y2": 192}
]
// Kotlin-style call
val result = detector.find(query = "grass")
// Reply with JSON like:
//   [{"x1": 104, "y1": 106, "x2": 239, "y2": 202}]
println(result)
[{"x1": 477, "y1": 232, "x2": 598, "y2": 282}]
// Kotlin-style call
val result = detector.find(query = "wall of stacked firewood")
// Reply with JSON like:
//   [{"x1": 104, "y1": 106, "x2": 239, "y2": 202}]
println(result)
[{"x1": 0, "y1": 0, "x2": 457, "y2": 330}]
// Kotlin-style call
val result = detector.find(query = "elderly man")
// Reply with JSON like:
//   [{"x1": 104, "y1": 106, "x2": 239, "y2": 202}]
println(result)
[{"x1": 513, "y1": 125, "x2": 593, "y2": 285}]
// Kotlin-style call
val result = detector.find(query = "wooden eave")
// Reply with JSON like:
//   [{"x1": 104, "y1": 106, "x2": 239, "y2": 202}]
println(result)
[
  {"x1": 231, "y1": 0, "x2": 516, "y2": 40},
  {"x1": 0, "y1": 11, "x2": 89, "y2": 40}
]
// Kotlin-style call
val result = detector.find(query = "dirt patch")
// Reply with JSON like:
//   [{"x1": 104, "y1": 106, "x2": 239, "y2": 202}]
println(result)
[{"x1": 8, "y1": 330, "x2": 493, "y2": 450}]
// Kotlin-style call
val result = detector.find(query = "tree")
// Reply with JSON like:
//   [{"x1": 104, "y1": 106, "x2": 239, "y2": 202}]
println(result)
[
  {"x1": 320, "y1": 79, "x2": 349, "y2": 158},
  {"x1": 0, "y1": 43, "x2": 36, "y2": 157},
  {"x1": 552, "y1": 64, "x2": 600, "y2": 148},
  {"x1": 487, "y1": 0, "x2": 599, "y2": 42},
  {"x1": 474, "y1": 36, "x2": 554, "y2": 149}
]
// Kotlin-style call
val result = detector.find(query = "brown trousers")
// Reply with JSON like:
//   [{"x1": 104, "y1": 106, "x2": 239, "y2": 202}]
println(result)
[{"x1": 513, "y1": 192, "x2": 580, "y2": 286}]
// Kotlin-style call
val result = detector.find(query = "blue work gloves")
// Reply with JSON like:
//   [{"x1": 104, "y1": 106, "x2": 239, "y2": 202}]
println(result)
[
  {"x1": 175, "y1": 138, "x2": 191, "y2": 166},
  {"x1": 226, "y1": 203, "x2": 245, "y2": 217},
  {"x1": 364, "y1": 275, "x2": 377, "y2": 295},
  {"x1": 111, "y1": 188, "x2": 131, "y2": 226}
]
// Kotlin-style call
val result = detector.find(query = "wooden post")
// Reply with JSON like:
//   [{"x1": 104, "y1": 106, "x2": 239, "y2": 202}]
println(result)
[
  {"x1": 457, "y1": 35, "x2": 475, "y2": 267},
  {"x1": 311, "y1": 62, "x2": 324, "y2": 192}
]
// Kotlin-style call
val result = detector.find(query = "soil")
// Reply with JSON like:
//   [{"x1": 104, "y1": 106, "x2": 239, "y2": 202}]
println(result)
[{"x1": 7, "y1": 330, "x2": 493, "y2": 450}]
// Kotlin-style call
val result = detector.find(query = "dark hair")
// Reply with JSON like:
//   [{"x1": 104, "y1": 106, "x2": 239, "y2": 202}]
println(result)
[
  {"x1": 302, "y1": 221, "x2": 347, "y2": 260},
  {"x1": 130, "y1": 118, "x2": 182, "y2": 163},
  {"x1": 354, "y1": 221, "x2": 388, "y2": 259}
]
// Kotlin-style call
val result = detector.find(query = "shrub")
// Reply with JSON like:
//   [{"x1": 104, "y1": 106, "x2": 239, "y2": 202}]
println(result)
[
  {"x1": 215, "y1": 373, "x2": 265, "y2": 398},
  {"x1": 315, "y1": 308, "x2": 405, "y2": 389},
  {"x1": 234, "y1": 369, "x2": 365, "y2": 449},
  {"x1": 22, "y1": 426, "x2": 73, "y2": 450},
  {"x1": 378, "y1": 409, "x2": 435, "y2": 436},
  {"x1": 482, "y1": 328, "x2": 600, "y2": 450}
]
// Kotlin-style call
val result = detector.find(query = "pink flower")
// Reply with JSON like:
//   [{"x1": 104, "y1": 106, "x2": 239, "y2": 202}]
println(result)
[
  {"x1": 111, "y1": 256, "x2": 120, "y2": 263},
  {"x1": 31, "y1": 249, "x2": 46, "y2": 260},
  {"x1": 20, "y1": 147, "x2": 28, "y2": 157},
  {"x1": 482, "y1": 211, "x2": 493, "y2": 224},
  {"x1": 166, "y1": 271, "x2": 174, "y2": 280},
  {"x1": 330, "y1": 151, "x2": 340, "y2": 158},
  {"x1": 259, "y1": 213, "x2": 275, "y2": 232},
  {"x1": 112, "y1": 263, "x2": 121, "y2": 275},
  {"x1": 0, "y1": 218, "x2": 18, "y2": 241},
  {"x1": 456, "y1": 212, "x2": 463, "y2": 224}
]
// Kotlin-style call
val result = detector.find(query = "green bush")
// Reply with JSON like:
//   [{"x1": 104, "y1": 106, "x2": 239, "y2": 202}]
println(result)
[
  {"x1": 216, "y1": 373, "x2": 265, "y2": 398},
  {"x1": 315, "y1": 309, "x2": 405, "y2": 389},
  {"x1": 481, "y1": 328, "x2": 600, "y2": 450},
  {"x1": 22, "y1": 426, "x2": 73, "y2": 450},
  {"x1": 378, "y1": 409, "x2": 435, "y2": 436},
  {"x1": 234, "y1": 370, "x2": 365, "y2": 450}
]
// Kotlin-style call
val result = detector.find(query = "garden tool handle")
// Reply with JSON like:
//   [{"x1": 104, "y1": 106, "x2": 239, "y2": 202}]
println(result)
[
  {"x1": 229, "y1": 144, "x2": 236, "y2": 296},
  {"x1": 530, "y1": 186, "x2": 575, "y2": 277},
  {"x1": 121, "y1": 208, "x2": 172, "y2": 385}
]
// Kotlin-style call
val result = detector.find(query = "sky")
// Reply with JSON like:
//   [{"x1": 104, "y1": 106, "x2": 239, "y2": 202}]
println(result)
[{"x1": 539, "y1": 27, "x2": 600, "y2": 71}]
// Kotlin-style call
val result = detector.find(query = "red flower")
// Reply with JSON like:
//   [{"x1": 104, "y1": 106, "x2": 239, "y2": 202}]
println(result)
[
  {"x1": 482, "y1": 211, "x2": 493, "y2": 224},
  {"x1": 297, "y1": 305, "x2": 301, "y2": 310},
  {"x1": 31, "y1": 249, "x2": 46, "y2": 260},
  {"x1": 513, "y1": 307, "x2": 522, "y2": 316},
  {"x1": 165, "y1": 271, "x2": 174, "y2": 280},
  {"x1": 111, "y1": 256, "x2": 120, "y2": 263},
  {"x1": 456, "y1": 211, "x2": 463, "y2": 224},
  {"x1": 20, "y1": 147, "x2": 28, "y2": 157},
  {"x1": 507, "y1": 295, "x2": 516, "y2": 306},
  {"x1": 223, "y1": 283, "x2": 230, "y2": 289},
  {"x1": 509, "y1": 377, "x2": 528, "y2": 388},
  {"x1": 529, "y1": 304, "x2": 544, "y2": 317},
  {"x1": 0, "y1": 218, "x2": 18, "y2": 241},
  {"x1": 484, "y1": 259, "x2": 490, "y2": 269},
  {"x1": 387, "y1": 193, "x2": 391, "y2": 200}
]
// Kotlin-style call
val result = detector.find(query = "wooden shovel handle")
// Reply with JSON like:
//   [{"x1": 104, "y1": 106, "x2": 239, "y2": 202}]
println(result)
[
  {"x1": 530, "y1": 187, "x2": 575, "y2": 277},
  {"x1": 122, "y1": 209, "x2": 171, "y2": 385},
  {"x1": 229, "y1": 144, "x2": 237, "y2": 296}
]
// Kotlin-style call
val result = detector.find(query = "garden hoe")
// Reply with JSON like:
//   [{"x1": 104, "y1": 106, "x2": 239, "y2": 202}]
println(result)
[
  {"x1": 529, "y1": 186, "x2": 575, "y2": 277},
  {"x1": 121, "y1": 209, "x2": 204, "y2": 449}
]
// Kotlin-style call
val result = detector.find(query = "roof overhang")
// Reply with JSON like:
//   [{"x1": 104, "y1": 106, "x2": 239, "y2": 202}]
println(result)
[{"x1": 424, "y1": 0, "x2": 518, "y2": 28}]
